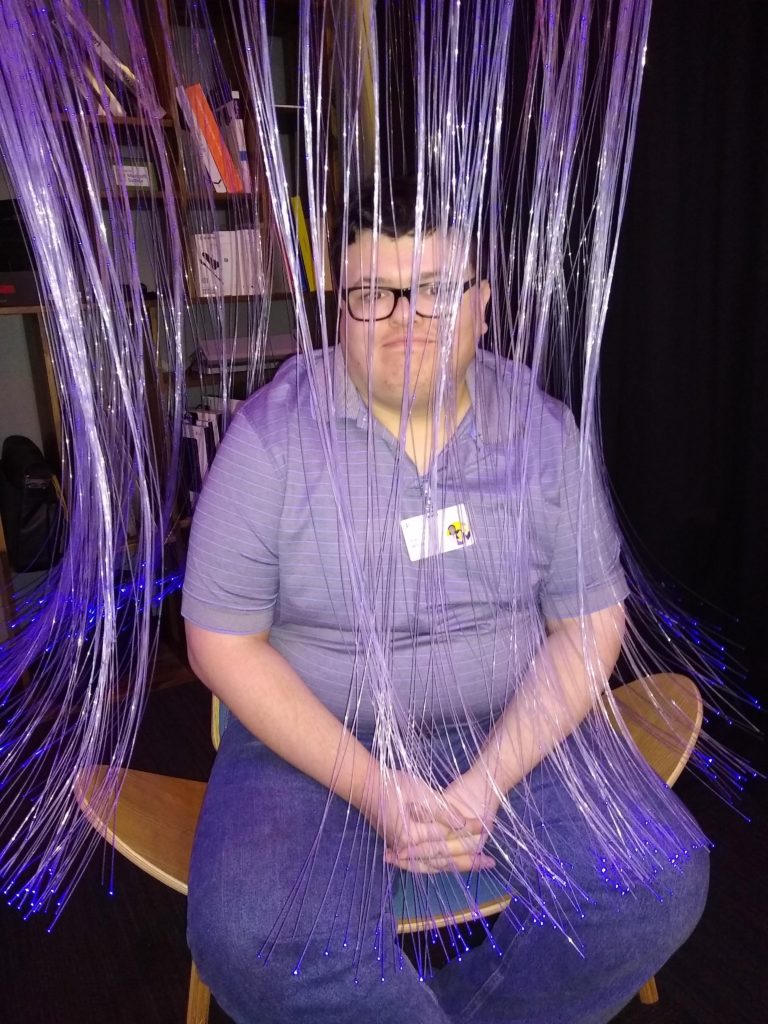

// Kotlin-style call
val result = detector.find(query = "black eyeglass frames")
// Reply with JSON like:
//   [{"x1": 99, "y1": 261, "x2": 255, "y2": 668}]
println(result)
[{"x1": 341, "y1": 278, "x2": 477, "y2": 321}]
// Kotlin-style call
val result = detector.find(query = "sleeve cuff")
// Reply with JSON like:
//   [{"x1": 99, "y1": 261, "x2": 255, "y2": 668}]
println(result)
[
  {"x1": 539, "y1": 572, "x2": 629, "y2": 620},
  {"x1": 180, "y1": 590, "x2": 275, "y2": 635}
]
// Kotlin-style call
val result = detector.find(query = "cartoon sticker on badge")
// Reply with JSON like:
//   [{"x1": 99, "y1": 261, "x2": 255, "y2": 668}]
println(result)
[{"x1": 447, "y1": 521, "x2": 470, "y2": 546}]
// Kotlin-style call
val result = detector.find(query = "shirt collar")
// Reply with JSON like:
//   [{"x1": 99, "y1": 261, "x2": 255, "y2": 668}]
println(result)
[
  {"x1": 327, "y1": 345, "x2": 495, "y2": 443},
  {"x1": 331, "y1": 346, "x2": 367, "y2": 424}
]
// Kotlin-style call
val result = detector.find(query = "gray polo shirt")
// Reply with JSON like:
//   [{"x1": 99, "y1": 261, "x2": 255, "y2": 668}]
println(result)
[{"x1": 182, "y1": 347, "x2": 627, "y2": 730}]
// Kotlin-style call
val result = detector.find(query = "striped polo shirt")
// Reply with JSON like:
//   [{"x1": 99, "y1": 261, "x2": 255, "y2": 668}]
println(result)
[{"x1": 181, "y1": 347, "x2": 627, "y2": 730}]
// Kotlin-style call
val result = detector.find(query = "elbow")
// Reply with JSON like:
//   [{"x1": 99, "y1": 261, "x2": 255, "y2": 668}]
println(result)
[
  {"x1": 609, "y1": 602, "x2": 627, "y2": 663},
  {"x1": 185, "y1": 620, "x2": 222, "y2": 684},
  {"x1": 606, "y1": 602, "x2": 626, "y2": 658},
  {"x1": 593, "y1": 603, "x2": 626, "y2": 691},
  {"x1": 185, "y1": 621, "x2": 205, "y2": 680},
  {"x1": 185, "y1": 620, "x2": 271, "y2": 686}
]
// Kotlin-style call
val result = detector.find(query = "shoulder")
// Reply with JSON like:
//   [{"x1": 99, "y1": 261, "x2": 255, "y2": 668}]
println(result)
[
  {"x1": 239, "y1": 354, "x2": 304, "y2": 428},
  {"x1": 473, "y1": 348, "x2": 575, "y2": 446},
  {"x1": 233, "y1": 350, "x2": 328, "y2": 456}
]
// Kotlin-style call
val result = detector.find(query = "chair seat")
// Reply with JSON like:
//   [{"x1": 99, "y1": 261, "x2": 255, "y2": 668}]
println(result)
[
  {"x1": 74, "y1": 766, "x2": 205, "y2": 895},
  {"x1": 393, "y1": 866, "x2": 511, "y2": 934},
  {"x1": 610, "y1": 673, "x2": 702, "y2": 786}
]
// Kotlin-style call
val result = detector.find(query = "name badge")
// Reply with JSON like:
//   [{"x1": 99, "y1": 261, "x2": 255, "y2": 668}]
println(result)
[{"x1": 400, "y1": 503, "x2": 475, "y2": 562}]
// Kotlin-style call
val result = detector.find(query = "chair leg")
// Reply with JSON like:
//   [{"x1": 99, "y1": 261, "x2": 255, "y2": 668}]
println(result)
[
  {"x1": 186, "y1": 960, "x2": 212, "y2": 1024},
  {"x1": 637, "y1": 975, "x2": 659, "y2": 1005}
]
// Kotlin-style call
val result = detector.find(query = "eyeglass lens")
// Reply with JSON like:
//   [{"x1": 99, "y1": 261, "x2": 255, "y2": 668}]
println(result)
[{"x1": 347, "y1": 282, "x2": 464, "y2": 320}]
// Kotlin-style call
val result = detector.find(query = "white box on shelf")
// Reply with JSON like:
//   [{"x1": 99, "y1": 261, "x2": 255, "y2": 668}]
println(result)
[
  {"x1": 193, "y1": 230, "x2": 265, "y2": 297},
  {"x1": 196, "y1": 333, "x2": 297, "y2": 370}
]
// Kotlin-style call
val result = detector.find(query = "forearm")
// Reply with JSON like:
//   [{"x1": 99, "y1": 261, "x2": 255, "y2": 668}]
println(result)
[
  {"x1": 186, "y1": 624, "x2": 380, "y2": 814},
  {"x1": 472, "y1": 604, "x2": 626, "y2": 795}
]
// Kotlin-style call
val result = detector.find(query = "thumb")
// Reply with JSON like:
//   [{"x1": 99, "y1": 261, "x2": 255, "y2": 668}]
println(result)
[
  {"x1": 432, "y1": 801, "x2": 469, "y2": 831},
  {"x1": 406, "y1": 796, "x2": 466, "y2": 831}
]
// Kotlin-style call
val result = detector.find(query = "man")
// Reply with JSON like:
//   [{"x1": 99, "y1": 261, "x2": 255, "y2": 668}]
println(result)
[{"x1": 182, "y1": 177, "x2": 708, "y2": 1023}]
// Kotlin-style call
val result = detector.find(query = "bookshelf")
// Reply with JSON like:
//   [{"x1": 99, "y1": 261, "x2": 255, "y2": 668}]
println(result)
[{"x1": 0, "y1": 2, "x2": 333, "y2": 688}]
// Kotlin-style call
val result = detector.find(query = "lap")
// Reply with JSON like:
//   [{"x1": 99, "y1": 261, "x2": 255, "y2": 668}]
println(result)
[
  {"x1": 190, "y1": 713, "x2": 704, "y2": 946},
  {"x1": 188, "y1": 716, "x2": 709, "y2": 1024}
]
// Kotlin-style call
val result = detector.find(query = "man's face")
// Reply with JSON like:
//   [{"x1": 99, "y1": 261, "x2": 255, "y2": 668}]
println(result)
[{"x1": 340, "y1": 229, "x2": 491, "y2": 419}]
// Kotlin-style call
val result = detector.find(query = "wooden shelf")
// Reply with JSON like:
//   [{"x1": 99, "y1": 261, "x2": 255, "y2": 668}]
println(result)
[
  {"x1": 101, "y1": 191, "x2": 170, "y2": 205},
  {"x1": 53, "y1": 113, "x2": 174, "y2": 130},
  {"x1": 0, "y1": 290, "x2": 327, "y2": 317},
  {"x1": 183, "y1": 191, "x2": 257, "y2": 204},
  {"x1": 0, "y1": 304, "x2": 43, "y2": 316}
]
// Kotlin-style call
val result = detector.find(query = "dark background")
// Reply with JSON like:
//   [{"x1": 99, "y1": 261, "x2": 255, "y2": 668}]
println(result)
[{"x1": 601, "y1": 0, "x2": 768, "y2": 706}]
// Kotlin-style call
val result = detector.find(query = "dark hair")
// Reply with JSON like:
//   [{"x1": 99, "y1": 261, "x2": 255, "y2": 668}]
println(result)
[{"x1": 331, "y1": 175, "x2": 477, "y2": 281}]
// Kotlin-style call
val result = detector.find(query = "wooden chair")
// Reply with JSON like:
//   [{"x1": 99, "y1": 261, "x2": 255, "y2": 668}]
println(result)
[{"x1": 74, "y1": 673, "x2": 703, "y2": 1023}]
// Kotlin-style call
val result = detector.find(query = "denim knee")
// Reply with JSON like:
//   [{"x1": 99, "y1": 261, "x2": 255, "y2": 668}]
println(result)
[
  {"x1": 649, "y1": 842, "x2": 710, "y2": 967},
  {"x1": 187, "y1": 890, "x2": 288, "y2": 1024}
]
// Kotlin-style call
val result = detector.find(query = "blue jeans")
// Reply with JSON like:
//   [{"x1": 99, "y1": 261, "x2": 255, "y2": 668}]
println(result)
[{"x1": 188, "y1": 717, "x2": 709, "y2": 1024}]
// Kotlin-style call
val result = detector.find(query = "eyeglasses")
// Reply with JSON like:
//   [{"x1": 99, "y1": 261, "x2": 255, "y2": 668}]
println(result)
[{"x1": 341, "y1": 278, "x2": 476, "y2": 321}]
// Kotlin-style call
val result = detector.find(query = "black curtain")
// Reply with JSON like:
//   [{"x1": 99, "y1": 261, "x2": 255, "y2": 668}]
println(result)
[{"x1": 601, "y1": 0, "x2": 768, "y2": 698}]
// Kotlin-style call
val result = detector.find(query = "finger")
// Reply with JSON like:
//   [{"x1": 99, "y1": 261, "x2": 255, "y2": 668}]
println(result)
[
  {"x1": 386, "y1": 852, "x2": 496, "y2": 874},
  {"x1": 385, "y1": 824, "x2": 453, "y2": 856},
  {"x1": 400, "y1": 812, "x2": 486, "y2": 846},
  {"x1": 432, "y1": 804, "x2": 468, "y2": 831},
  {"x1": 407, "y1": 801, "x2": 466, "y2": 831},
  {"x1": 386, "y1": 838, "x2": 487, "y2": 867},
  {"x1": 390, "y1": 819, "x2": 457, "y2": 849},
  {"x1": 398, "y1": 833, "x2": 486, "y2": 859},
  {"x1": 445, "y1": 816, "x2": 486, "y2": 839}
]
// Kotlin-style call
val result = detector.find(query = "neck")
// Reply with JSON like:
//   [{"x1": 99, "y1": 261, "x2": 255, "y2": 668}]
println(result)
[{"x1": 372, "y1": 382, "x2": 472, "y2": 474}]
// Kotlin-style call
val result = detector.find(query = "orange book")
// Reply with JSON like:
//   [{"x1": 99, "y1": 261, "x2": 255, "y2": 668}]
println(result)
[{"x1": 184, "y1": 84, "x2": 244, "y2": 194}]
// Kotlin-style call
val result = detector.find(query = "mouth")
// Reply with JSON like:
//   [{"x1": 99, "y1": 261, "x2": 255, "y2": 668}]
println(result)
[{"x1": 381, "y1": 335, "x2": 434, "y2": 349}]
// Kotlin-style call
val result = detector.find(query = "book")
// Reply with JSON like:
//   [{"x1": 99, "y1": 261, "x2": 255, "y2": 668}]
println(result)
[
  {"x1": 193, "y1": 230, "x2": 264, "y2": 297},
  {"x1": 180, "y1": 410, "x2": 224, "y2": 514},
  {"x1": 180, "y1": 420, "x2": 206, "y2": 512},
  {"x1": 176, "y1": 86, "x2": 226, "y2": 192},
  {"x1": 188, "y1": 408, "x2": 220, "y2": 467},
  {"x1": 83, "y1": 65, "x2": 126, "y2": 117},
  {"x1": 176, "y1": 86, "x2": 226, "y2": 193},
  {"x1": 290, "y1": 196, "x2": 316, "y2": 292},
  {"x1": 210, "y1": 88, "x2": 252, "y2": 193},
  {"x1": 183, "y1": 84, "x2": 244, "y2": 194},
  {"x1": 59, "y1": 0, "x2": 165, "y2": 118},
  {"x1": 72, "y1": 74, "x2": 107, "y2": 117}
]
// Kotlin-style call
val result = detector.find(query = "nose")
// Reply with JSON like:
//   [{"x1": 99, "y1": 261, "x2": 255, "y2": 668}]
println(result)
[{"x1": 390, "y1": 292, "x2": 412, "y2": 323}]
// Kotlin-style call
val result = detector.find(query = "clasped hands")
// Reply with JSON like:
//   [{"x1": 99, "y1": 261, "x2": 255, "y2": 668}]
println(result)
[{"x1": 366, "y1": 768, "x2": 501, "y2": 874}]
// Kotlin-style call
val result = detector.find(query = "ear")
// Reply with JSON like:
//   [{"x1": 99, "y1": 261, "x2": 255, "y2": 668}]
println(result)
[{"x1": 477, "y1": 279, "x2": 492, "y2": 336}]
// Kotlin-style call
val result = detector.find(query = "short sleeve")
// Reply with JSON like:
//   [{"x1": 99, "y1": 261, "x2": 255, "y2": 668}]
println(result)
[
  {"x1": 539, "y1": 409, "x2": 629, "y2": 620},
  {"x1": 181, "y1": 411, "x2": 284, "y2": 634}
]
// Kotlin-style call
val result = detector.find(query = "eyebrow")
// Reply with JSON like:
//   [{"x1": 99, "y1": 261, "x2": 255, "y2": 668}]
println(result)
[{"x1": 355, "y1": 271, "x2": 447, "y2": 286}]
